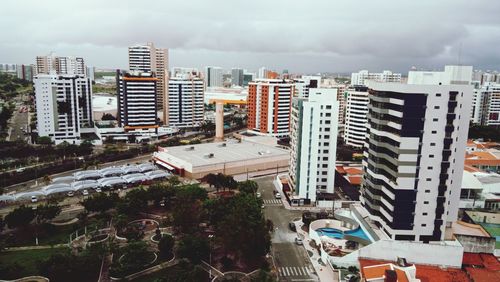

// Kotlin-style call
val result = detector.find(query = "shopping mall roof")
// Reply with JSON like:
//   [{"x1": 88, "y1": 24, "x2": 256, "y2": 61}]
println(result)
[{"x1": 154, "y1": 140, "x2": 289, "y2": 168}]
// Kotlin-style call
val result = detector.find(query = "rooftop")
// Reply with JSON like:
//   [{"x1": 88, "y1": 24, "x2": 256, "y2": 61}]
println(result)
[
  {"x1": 359, "y1": 258, "x2": 470, "y2": 282},
  {"x1": 155, "y1": 140, "x2": 289, "y2": 167}
]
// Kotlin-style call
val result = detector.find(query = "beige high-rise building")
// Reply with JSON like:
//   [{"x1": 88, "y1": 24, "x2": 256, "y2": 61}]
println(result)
[
  {"x1": 36, "y1": 52, "x2": 85, "y2": 75},
  {"x1": 128, "y1": 43, "x2": 169, "y2": 123}
]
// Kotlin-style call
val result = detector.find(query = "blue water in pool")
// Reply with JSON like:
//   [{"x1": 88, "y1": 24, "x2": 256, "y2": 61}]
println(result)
[{"x1": 316, "y1": 227, "x2": 370, "y2": 241}]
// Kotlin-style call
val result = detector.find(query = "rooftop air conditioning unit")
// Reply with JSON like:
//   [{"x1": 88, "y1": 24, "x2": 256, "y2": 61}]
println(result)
[{"x1": 208, "y1": 153, "x2": 214, "y2": 158}]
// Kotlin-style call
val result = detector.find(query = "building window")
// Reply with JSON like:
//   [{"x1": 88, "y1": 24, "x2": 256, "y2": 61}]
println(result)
[
  {"x1": 421, "y1": 224, "x2": 427, "y2": 227},
  {"x1": 425, "y1": 190, "x2": 430, "y2": 193},
  {"x1": 326, "y1": 105, "x2": 332, "y2": 109},
  {"x1": 426, "y1": 178, "x2": 431, "y2": 181},
  {"x1": 436, "y1": 93, "x2": 441, "y2": 97},
  {"x1": 432, "y1": 131, "x2": 437, "y2": 134},
  {"x1": 434, "y1": 106, "x2": 440, "y2": 109},
  {"x1": 424, "y1": 201, "x2": 429, "y2": 204},
  {"x1": 427, "y1": 166, "x2": 433, "y2": 169},
  {"x1": 433, "y1": 118, "x2": 438, "y2": 122},
  {"x1": 423, "y1": 212, "x2": 428, "y2": 216},
  {"x1": 429, "y1": 155, "x2": 434, "y2": 158},
  {"x1": 430, "y1": 143, "x2": 436, "y2": 146}
]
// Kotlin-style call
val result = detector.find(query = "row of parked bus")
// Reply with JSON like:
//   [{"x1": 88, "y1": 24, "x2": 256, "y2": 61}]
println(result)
[{"x1": 0, "y1": 163, "x2": 170, "y2": 203}]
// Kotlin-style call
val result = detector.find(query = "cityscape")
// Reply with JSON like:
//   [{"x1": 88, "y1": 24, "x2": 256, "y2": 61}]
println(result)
[{"x1": 0, "y1": 1, "x2": 500, "y2": 282}]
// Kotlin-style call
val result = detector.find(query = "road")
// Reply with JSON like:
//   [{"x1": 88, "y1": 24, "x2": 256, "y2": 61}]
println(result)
[
  {"x1": 254, "y1": 176, "x2": 319, "y2": 282},
  {"x1": 8, "y1": 100, "x2": 30, "y2": 142}
]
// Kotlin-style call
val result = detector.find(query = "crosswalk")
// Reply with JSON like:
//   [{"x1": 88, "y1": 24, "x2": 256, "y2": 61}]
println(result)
[
  {"x1": 263, "y1": 199, "x2": 282, "y2": 205},
  {"x1": 278, "y1": 266, "x2": 313, "y2": 277}
]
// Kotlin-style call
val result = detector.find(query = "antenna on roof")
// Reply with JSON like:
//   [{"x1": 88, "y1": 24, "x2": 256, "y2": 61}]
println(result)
[{"x1": 457, "y1": 42, "x2": 463, "y2": 66}]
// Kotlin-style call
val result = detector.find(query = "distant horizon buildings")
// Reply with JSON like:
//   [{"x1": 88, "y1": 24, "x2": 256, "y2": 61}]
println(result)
[
  {"x1": 231, "y1": 68, "x2": 244, "y2": 86},
  {"x1": 247, "y1": 79, "x2": 294, "y2": 138},
  {"x1": 35, "y1": 52, "x2": 86, "y2": 76},
  {"x1": 205, "y1": 66, "x2": 223, "y2": 87},
  {"x1": 471, "y1": 82, "x2": 500, "y2": 126},
  {"x1": 34, "y1": 73, "x2": 93, "y2": 144},
  {"x1": 289, "y1": 88, "x2": 340, "y2": 205},
  {"x1": 351, "y1": 70, "x2": 402, "y2": 86},
  {"x1": 361, "y1": 65, "x2": 474, "y2": 242}
]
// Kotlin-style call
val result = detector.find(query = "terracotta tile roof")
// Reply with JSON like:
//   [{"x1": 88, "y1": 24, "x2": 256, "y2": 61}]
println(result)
[
  {"x1": 344, "y1": 167, "x2": 363, "y2": 175},
  {"x1": 465, "y1": 267, "x2": 500, "y2": 282},
  {"x1": 464, "y1": 165, "x2": 483, "y2": 172},
  {"x1": 480, "y1": 253, "x2": 500, "y2": 271},
  {"x1": 348, "y1": 176, "x2": 362, "y2": 185},
  {"x1": 359, "y1": 259, "x2": 470, "y2": 282},
  {"x1": 362, "y1": 263, "x2": 392, "y2": 280},
  {"x1": 336, "y1": 166, "x2": 346, "y2": 174}
]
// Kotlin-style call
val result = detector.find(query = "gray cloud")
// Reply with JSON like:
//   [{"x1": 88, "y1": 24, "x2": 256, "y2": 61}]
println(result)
[{"x1": 1, "y1": 0, "x2": 499, "y2": 73}]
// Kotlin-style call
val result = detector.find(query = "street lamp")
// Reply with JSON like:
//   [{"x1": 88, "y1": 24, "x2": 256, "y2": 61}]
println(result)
[{"x1": 208, "y1": 234, "x2": 214, "y2": 278}]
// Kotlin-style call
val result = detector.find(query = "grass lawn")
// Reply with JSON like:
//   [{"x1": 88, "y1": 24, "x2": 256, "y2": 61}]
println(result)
[{"x1": 0, "y1": 247, "x2": 69, "y2": 278}]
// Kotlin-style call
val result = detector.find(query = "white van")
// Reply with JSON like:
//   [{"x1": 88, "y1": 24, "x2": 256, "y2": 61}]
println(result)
[{"x1": 31, "y1": 196, "x2": 38, "y2": 203}]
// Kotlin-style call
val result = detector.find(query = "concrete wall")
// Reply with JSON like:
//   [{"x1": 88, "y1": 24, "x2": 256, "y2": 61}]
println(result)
[
  {"x1": 455, "y1": 234, "x2": 496, "y2": 254},
  {"x1": 358, "y1": 239, "x2": 464, "y2": 268}
]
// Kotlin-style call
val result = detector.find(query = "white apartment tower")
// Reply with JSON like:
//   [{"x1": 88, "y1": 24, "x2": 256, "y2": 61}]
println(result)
[
  {"x1": 289, "y1": 88, "x2": 339, "y2": 205},
  {"x1": 361, "y1": 65, "x2": 473, "y2": 242},
  {"x1": 166, "y1": 68, "x2": 204, "y2": 128},
  {"x1": 294, "y1": 76, "x2": 321, "y2": 98},
  {"x1": 205, "y1": 66, "x2": 223, "y2": 87},
  {"x1": 34, "y1": 74, "x2": 93, "y2": 144},
  {"x1": 344, "y1": 86, "x2": 369, "y2": 148},
  {"x1": 36, "y1": 53, "x2": 86, "y2": 75},
  {"x1": 247, "y1": 79, "x2": 295, "y2": 138},
  {"x1": 128, "y1": 43, "x2": 169, "y2": 119},
  {"x1": 471, "y1": 83, "x2": 500, "y2": 126},
  {"x1": 117, "y1": 71, "x2": 158, "y2": 131},
  {"x1": 351, "y1": 70, "x2": 402, "y2": 86}
]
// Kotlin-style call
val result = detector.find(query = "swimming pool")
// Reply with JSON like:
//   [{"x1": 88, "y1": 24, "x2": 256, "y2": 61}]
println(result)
[{"x1": 316, "y1": 227, "x2": 370, "y2": 241}]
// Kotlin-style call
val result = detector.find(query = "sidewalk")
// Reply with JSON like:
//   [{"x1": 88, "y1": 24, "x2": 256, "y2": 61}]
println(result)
[
  {"x1": 272, "y1": 178, "x2": 322, "y2": 212},
  {"x1": 295, "y1": 220, "x2": 338, "y2": 282}
]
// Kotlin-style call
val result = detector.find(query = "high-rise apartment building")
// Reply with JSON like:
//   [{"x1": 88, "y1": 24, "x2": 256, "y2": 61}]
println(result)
[
  {"x1": 294, "y1": 76, "x2": 321, "y2": 98},
  {"x1": 16, "y1": 64, "x2": 34, "y2": 81},
  {"x1": 128, "y1": 43, "x2": 169, "y2": 120},
  {"x1": 36, "y1": 53, "x2": 85, "y2": 75},
  {"x1": 34, "y1": 74, "x2": 93, "y2": 144},
  {"x1": 471, "y1": 83, "x2": 500, "y2": 126},
  {"x1": 166, "y1": 68, "x2": 204, "y2": 128},
  {"x1": 351, "y1": 70, "x2": 402, "y2": 86},
  {"x1": 289, "y1": 88, "x2": 339, "y2": 205},
  {"x1": 258, "y1": 67, "x2": 269, "y2": 79},
  {"x1": 117, "y1": 71, "x2": 158, "y2": 131},
  {"x1": 205, "y1": 66, "x2": 223, "y2": 87},
  {"x1": 344, "y1": 86, "x2": 369, "y2": 148},
  {"x1": 231, "y1": 68, "x2": 244, "y2": 86},
  {"x1": 247, "y1": 79, "x2": 294, "y2": 138},
  {"x1": 360, "y1": 65, "x2": 473, "y2": 242}
]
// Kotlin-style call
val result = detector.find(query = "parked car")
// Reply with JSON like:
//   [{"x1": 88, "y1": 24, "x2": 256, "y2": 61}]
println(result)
[
  {"x1": 275, "y1": 193, "x2": 281, "y2": 199},
  {"x1": 67, "y1": 191, "x2": 74, "y2": 197},
  {"x1": 289, "y1": 221, "x2": 296, "y2": 231},
  {"x1": 31, "y1": 196, "x2": 38, "y2": 203},
  {"x1": 82, "y1": 189, "x2": 89, "y2": 196},
  {"x1": 95, "y1": 187, "x2": 102, "y2": 193},
  {"x1": 295, "y1": 236, "x2": 303, "y2": 245},
  {"x1": 256, "y1": 192, "x2": 261, "y2": 198}
]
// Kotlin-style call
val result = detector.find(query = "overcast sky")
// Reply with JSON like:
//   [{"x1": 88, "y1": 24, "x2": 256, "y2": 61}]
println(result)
[{"x1": 1, "y1": 0, "x2": 499, "y2": 74}]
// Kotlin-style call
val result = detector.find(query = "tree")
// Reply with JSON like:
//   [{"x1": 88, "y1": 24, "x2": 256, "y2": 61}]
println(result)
[
  {"x1": 238, "y1": 180, "x2": 258, "y2": 194},
  {"x1": 204, "y1": 173, "x2": 217, "y2": 188},
  {"x1": 177, "y1": 235, "x2": 209, "y2": 264},
  {"x1": 42, "y1": 174, "x2": 52, "y2": 186},
  {"x1": 158, "y1": 234, "x2": 175, "y2": 259},
  {"x1": 101, "y1": 113, "x2": 116, "y2": 121},
  {"x1": 35, "y1": 204, "x2": 61, "y2": 224},
  {"x1": 118, "y1": 188, "x2": 149, "y2": 215},
  {"x1": 82, "y1": 193, "x2": 118, "y2": 214},
  {"x1": 5, "y1": 205, "x2": 35, "y2": 229},
  {"x1": 0, "y1": 215, "x2": 4, "y2": 232},
  {"x1": 36, "y1": 136, "x2": 53, "y2": 145},
  {"x1": 213, "y1": 193, "x2": 271, "y2": 261}
]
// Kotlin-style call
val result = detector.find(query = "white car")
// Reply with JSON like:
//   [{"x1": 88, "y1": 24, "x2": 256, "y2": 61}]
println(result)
[
  {"x1": 295, "y1": 237, "x2": 303, "y2": 245},
  {"x1": 31, "y1": 196, "x2": 38, "y2": 203},
  {"x1": 256, "y1": 192, "x2": 261, "y2": 198},
  {"x1": 67, "y1": 191, "x2": 75, "y2": 197},
  {"x1": 82, "y1": 189, "x2": 89, "y2": 196},
  {"x1": 275, "y1": 193, "x2": 281, "y2": 199},
  {"x1": 95, "y1": 188, "x2": 102, "y2": 193}
]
